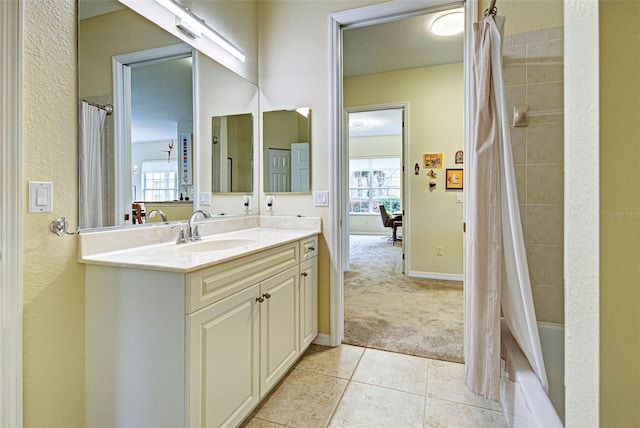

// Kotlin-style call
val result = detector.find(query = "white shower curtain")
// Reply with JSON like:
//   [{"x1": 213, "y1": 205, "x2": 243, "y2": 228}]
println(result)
[
  {"x1": 465, "y1": 14, "x2": 548, "y2": 401},
  {"x1": 79, "y1": 101, "x2": 107, "y2": 228}
]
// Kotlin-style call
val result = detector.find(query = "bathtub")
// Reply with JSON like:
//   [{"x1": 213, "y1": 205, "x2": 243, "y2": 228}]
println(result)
[{"x1": 500, "y1": 320, "x2": 564, "y2": 427}]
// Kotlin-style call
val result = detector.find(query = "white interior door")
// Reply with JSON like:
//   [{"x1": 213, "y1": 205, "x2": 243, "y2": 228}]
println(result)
[
  {"x1": 268, "y1": 148, "x2": 291, "y2": 192},
  {"x1": 291, "y1": 142, "x2": 309, "y2": 192}
]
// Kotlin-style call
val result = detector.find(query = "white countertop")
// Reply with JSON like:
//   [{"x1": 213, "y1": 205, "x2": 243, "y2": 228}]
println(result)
[{"x1": 80, "y1": 223, "x2": 320, "y2": 273}]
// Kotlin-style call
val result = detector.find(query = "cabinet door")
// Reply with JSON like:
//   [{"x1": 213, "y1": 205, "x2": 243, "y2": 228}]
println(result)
[
  {"x1": 299, "y1": 257, "x2": 318, "y2": 350},
  {"x1": 188, "y1": 284, "x2": 260, "y2": 428},
  {"x1": 259, "y1": 266, "x2": 299, "y2": 396}
]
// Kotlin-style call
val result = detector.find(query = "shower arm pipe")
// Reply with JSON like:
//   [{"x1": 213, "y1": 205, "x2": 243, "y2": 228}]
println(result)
[{"x1": 82, "y1": 99, "x2": 113, "y2": 115}]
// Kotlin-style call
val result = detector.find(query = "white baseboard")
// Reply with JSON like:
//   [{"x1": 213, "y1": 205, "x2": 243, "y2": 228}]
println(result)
[
  {"x1": 407, "y1": 271, "x2": 463, "y2": 282},
  {"x1": 312, "y1": 333, "x2": 332, "y2": 347}
]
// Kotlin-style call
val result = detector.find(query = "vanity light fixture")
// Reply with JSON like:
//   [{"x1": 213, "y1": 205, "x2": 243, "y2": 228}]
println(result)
[
  {"x1": 431, "y1": 10, "x2": 464, "y2": 37},
  {"x1": 154, "y1": 0, "x2": 246, "y2": 62}
]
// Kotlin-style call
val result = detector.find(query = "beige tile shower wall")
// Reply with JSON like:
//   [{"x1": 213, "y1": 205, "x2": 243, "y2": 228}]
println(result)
[
  {"x1": 503, "y1": 27, "x2": 564, "y2": 324},
  {"x1": 84, "y1": 94, "x2": 115, "y2": 226}
]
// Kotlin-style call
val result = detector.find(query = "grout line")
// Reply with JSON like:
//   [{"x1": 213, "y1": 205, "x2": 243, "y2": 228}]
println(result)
[{"x1": 324, "y1": 347, "x2": 366, "y2": 428}]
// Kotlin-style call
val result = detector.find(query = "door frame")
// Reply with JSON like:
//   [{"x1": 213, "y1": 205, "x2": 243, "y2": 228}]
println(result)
[
  {"x1": 112, "y1": 43, "x2": 195, "y2": 225},
  {"x1": 0, "y1": 0, "x2": 23, "y2": 425},
  {"x1": 328, "y1": 0, "x2": 475, "y2": 346},
  {"x1": 344, "y1": 103, "x2": 409, "y2": 275}
]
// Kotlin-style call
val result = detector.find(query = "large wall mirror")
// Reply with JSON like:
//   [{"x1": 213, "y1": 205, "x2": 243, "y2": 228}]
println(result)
[
  {"x1": 263, "y1": 108, "x2": 311, "y2": 193},
  {"x1": 78, "y1": 0, "x2": 259, "y2": 228},
  {"x1": 212, "y1": 114, "x2": 253, "y2": 193}
]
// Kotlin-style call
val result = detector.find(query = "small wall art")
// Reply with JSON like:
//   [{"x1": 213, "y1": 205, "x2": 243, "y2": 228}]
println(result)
[
  {"x1": 455, "y1": 150, "x2": 463, "y2": 164},
  {"x1": 423, "y1": 153, "x2": 443, "y2": 169},
  {"x1": 445, "y1": 168, "x2": 463, "y2": 189}
]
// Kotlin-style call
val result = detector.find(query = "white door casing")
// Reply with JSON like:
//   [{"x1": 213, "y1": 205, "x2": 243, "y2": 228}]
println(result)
[
  {"x1": 0, "y1": 1, "x2": 23, "y2": 426},
  {"x1": 329, "y1": 0, "x2": 475, "y2": 346}
]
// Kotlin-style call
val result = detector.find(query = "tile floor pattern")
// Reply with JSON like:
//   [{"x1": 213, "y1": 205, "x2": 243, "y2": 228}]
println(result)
[{"x1": 242, "y1": 344, "x2": 506, "y2": 428}]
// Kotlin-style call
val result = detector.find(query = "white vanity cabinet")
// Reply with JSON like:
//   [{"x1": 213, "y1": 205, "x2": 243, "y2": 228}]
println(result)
[{"x1": 85, "y1": 234, "x2": 318, "y2": 428}]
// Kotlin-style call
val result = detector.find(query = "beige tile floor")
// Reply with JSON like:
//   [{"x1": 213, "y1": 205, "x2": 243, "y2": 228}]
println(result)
[{"x1": 242, "y1": 344, "x2": 506, "y2": 428}]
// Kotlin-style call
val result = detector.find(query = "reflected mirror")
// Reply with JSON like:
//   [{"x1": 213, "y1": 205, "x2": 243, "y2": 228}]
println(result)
[
  {"x1": 78, "y1": 0, "x2": 259, "y2": 228},
  {"x1": 212, "y1": 114, "x2": 253, "y2": 193},
  {"x1": 263, "y1": 108, "x2": 311, "y2": 193}
]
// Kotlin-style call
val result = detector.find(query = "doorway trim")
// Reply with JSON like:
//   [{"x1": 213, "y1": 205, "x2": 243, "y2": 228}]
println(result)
[
  {"x1": 344, "y1": 103, "x2": 409, "y2": 276},
  {"x1": 112, "y1": 43, "x2": 194, "y2": 225},
  {"x1": 0, "y1": 0, "x2": 23, "y2": 425},
  {"x1": 328, "y1": 0, "x2": 476, "y2": 346}
]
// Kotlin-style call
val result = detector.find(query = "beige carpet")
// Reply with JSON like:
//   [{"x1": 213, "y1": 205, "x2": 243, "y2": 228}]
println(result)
[{"x1": 343, "y1": 235, "x2": 464, "y2": 363}]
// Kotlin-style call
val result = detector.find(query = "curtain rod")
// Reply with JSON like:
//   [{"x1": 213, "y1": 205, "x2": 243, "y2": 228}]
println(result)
[
  {"x1": 485, "y1": 0, "x2": 498, "y2": 16},
  {"x1": 82, "y1": 100, "x2": 113, "y2": 115}
]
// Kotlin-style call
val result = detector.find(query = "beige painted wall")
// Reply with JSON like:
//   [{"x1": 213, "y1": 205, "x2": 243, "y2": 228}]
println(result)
[
  {"x1": 599, "y1": 1, "x2": 640, "y2": 426},
  {"x1": 345, "y1": 64, "x2": 464, "y2": 276},
  {"x1": 23, "y1": 1, "x2": 84, "y2": 426},
  {"x1": 79, "y1": 8, "x2": 180, "y2": 98}
]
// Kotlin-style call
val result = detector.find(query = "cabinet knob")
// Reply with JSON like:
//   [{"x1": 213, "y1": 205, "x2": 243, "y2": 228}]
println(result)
[
  {"x1": 256, "y1": 296, "x2": 264, "y2": 303},
  {"x1": 308, "y1": 246, "x2": 315, "y2": 251},
  {"x1": 262, "y1": 293, "x2": 271, "y2": 299},
  {"x1": 301, "y1": 272, "x2": 308, "y2": 277}
]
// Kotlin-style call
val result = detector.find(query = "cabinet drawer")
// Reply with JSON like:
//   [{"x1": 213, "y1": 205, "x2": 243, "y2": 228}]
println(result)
[
  {"x1": 186, "y1": 242, "x2": 299, "y2": 313},
  {"x1": 299, "y1": 235, "x2": 318, "y2": 261}
]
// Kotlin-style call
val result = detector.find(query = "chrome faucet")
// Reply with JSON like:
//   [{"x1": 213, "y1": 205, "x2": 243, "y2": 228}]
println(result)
[
  {"x1": 147, "y1": 209, "x2": 169, "y2": 223},
  {"x1": 187, "y1": 209, "x2": 212, "y2": 242}
]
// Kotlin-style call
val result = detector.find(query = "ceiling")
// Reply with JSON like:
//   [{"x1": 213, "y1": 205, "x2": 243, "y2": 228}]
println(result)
[
  {"x1": 130, "y1": 57, "x2": 193, "y2": 143},
  {"x1": 80, "y1": 1, "x2": 464, "y2": 141},
  {"x1": 344, "y1": 9, "x2": 464, "y2": 138},
  {"x1": 78, "y1": 0, "x2": 124, "y2": 20},
  {"x1": 343, "y1": 9, "x2": 464, "y2": 78}
]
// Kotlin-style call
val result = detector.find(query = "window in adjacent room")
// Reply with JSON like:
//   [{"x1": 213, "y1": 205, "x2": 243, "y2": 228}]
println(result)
[
  {"x1": 349, "y1": 157, "x2": 401, "y2": 214},
  {"x1": 141, "y1": 159, "x2": 178, "y2": 201}
]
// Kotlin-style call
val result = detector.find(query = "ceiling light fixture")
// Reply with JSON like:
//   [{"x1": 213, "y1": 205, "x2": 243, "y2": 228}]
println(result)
[
  {"x1": 154, "y1": 0, "x2": 246, "y2": 62},
  {"x1": 349, "y1": 119, "x2": 378, "y2": 130},
  {"x1": 431, "y1": 11, "x2": 464, "y2": 37}
]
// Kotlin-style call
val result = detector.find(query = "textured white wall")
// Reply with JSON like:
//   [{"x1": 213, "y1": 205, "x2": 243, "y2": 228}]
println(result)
[
  {"x1": 23, "y1": 0, "x2": 85, "y2": 425},
  {"x1": 564, "y1": 0, "x2": 599, "y2": 425}
]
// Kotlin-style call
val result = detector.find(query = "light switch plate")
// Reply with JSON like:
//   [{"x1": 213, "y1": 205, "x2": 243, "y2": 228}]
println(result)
[
  {"x1": 313, "y1": 191, "x2": 329, "y2": 207},
  {"x1": 199, "y1": 192, "x2": 211, "y2": 205},
  {"x1": 29, "y1": 181, "x2": 53, "y2": 213},
  {"x1": 456, "y1": 193, "x2": 463, "y2": 203}
]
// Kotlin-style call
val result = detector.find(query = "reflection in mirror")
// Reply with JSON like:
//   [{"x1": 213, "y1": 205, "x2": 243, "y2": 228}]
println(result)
[
  {"x1": 263, "y1": 108, "x2": 311, "y2": 193},
  {"x1": 129, "y1": 54, "x2": 194, "y2": 222},
  {"x1": 212, "y1": 113, "x2": 253, "y2": 193},
  {"x1": 78, "y1": 0, "x2": 259, "y2": 228}
]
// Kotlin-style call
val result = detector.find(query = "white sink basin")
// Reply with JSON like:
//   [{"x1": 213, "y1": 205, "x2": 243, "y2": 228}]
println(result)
[{"x1": 177, "y1": 238, "x2": 257, "y2": 253}]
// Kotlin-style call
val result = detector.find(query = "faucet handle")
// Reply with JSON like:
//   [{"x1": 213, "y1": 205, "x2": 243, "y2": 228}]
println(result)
[
  {"x1": 193, "y1": 225, "x2": 201, "y2": 241},
  {"x1": 174, "y1": 227, "x2": 187, "y2": 244}
]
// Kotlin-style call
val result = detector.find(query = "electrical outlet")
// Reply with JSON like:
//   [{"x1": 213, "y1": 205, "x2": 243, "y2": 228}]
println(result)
[
  {"x1": 266, "y1": 195, "x2": 275, "y2": 212},
  {"x1": 436, "y1": 245, "x2": 443, "y2": 256}
]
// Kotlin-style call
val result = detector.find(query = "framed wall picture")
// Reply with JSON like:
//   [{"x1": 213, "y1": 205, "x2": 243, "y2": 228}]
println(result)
[
  {"x1": 455, "y1": 150, "x2": 463, "y2": 164},
  {"x1": 446, "y1": 168, "x2": 463, "y2": 189},
  {"x1": 179, "y1": 132, "x2": 193, "y2": 186},
  {"x1": 423, "y1": 153, "x2": 443, "y2": 169}
]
